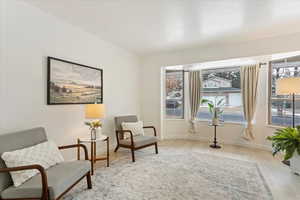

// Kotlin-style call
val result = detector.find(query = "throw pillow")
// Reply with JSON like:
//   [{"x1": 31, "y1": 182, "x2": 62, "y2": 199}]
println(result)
[
  {"x1": 121, "y1": 121, "x2": 145, "y2": 139},
  {"x1": 1, "y1": 140, "x2": 64, "y2": 187}
]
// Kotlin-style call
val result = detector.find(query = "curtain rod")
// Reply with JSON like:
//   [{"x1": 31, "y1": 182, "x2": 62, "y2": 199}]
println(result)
[{"x1": 183, "y1": 62, "x2": 267, "y2": 72}]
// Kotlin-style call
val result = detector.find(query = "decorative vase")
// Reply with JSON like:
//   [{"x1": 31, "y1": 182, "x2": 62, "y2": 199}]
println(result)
[
  {"x1": 212, "y1": 107, "x2": 220, "y2": 125},
  {"x1": 212, "y1": 117, "x2": 219, "y2": 126},
  {"x1": 290, "y1": 153, "x2": 300, "y2": 175},
  {"x1": 90, "y1": 128, "x2": 97, "y2": 140}
]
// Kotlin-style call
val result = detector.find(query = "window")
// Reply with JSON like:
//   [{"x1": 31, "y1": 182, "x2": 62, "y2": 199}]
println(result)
[
  {"x1": 165, "y1": 70, "x2": 184, "y2": 119},
  {"x1": 269, "y1": 56, "x2": 300, "y2": 126},
  {"x1": 197, "y1": 67, "x2": 244, "y2": 123}
]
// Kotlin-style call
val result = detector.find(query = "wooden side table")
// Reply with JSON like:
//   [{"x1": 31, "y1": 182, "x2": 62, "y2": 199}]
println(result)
[{"x1": 77, "y1": 135, "x2": 109, "y2": 175}]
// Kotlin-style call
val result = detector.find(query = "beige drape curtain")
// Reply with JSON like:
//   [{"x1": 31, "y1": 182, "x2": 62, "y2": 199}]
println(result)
[
  {"x1": 189, "y1": 71, "x2": 202, "y2": 133},
  {"x1": 241, "y1": 64, "x2": 260, "y2": 140}
]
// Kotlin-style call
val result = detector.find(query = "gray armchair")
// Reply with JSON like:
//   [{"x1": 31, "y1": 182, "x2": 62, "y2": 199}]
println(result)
[
  {"x1": 114, "y1": 115, "x2": 158, "y2": 162},
  {"x1": 0, "y1": 127, "x2": 92, "y2": 200}
]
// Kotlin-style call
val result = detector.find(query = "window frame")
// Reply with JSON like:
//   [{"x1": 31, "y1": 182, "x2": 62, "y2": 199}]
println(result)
[
  {"x1": 268, "y1": 61, "x2": 274, "y2": 126},
  {"x1": 196, "y1": 66, "x2": 245, "y2": 124},
  {"x1": 164, "y1": 69, "x2": 185, "y2": 120}
]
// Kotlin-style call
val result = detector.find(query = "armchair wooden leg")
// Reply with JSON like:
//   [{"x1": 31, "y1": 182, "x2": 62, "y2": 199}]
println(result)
[
  {"x1": 155, "y1": 143, "x2": 158, "y2": 154},
  {"x1": 131, "y1": 149, "x2": 135, "y2": 162},
  {"x1": 86, "y1": 171, "x2": 92, "y2": 189},
  {"x1": 114, "y1": 145, "x2": 119, "y2": 152},
  {"x1": 42, "y1": 192, "x2": 49, "y2": 200}
]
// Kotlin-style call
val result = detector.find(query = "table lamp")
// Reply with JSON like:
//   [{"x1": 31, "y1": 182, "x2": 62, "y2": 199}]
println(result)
[
  {"x1": 85, "y1": 104, "x2": 105, "y2": 140},
  {"x1": 276, "y1": 77, "x2": 300, "y2": 128}
]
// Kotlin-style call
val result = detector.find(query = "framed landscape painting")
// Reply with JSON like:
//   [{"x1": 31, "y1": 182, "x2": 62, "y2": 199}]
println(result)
[{"x1": 47, "y1": 57, "x2": 103, "y2": 105}]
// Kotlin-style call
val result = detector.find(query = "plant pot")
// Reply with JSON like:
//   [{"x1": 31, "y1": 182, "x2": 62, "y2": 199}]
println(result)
[
  {"x1": 212, "y1": 118, "x2": 219, "y2": 126},
  {"x1": 290, "y1": 153, "x2": 300, "y2": 175},
  {"x1": 90, "y1": 129, "x2": 97, "y2": 140}
]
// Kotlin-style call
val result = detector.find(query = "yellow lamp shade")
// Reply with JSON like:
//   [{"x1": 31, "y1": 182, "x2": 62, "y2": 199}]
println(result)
[
  {"x1": 85, "y1": 104, "x2": 105, "y2": 119},
  {"x1": 276, "y1": 77, "x2": 300, "y2": 95}
]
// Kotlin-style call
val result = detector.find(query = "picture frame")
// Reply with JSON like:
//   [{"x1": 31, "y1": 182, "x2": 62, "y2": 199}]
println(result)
[{"x1": 47, "y1": 57, "x2": 103, "y2": 105}]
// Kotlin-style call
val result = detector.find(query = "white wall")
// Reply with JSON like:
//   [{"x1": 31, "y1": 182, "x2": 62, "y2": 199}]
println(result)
[
  {"x1": 0, "y1": 0, "x2": 141, "y2": 159},
  {"x1": 0, "y1": 0, "x2": 6, "y2": 133},
  {"x1": 140, "y1": 33, "x2": 300, "y2": 151}
]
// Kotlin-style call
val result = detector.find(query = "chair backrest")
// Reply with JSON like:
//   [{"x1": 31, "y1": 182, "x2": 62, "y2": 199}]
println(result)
[
  {"x1": 0, "y1": 127, "x2": 48, "y2": 192},
  {"x1": 114, "y1": 115, "x2": 138, "y2": 131}
]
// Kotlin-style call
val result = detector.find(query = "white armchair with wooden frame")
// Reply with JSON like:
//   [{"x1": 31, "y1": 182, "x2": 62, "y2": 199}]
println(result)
[{"x1": 114, "y1": 115, "x2": 158, "y2": 162}]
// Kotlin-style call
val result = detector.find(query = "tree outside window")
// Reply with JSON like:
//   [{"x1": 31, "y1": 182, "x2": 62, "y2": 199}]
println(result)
[{"x1": 165, "y1": 70, "x2": 184, "y2": 119}]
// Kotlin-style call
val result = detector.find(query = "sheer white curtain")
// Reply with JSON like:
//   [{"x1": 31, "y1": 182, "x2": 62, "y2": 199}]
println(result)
[
  {"x1": 241, "y1": 64, "x2": 260, "y2": 140},
  {"x1": 188, "y1": 71, "x2": 202, "y2": 133}
]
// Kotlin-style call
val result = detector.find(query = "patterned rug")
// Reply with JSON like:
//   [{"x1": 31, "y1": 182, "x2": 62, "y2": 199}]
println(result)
[{"x1": 65, "y1": 148, "x2": 273, "y2": 200}]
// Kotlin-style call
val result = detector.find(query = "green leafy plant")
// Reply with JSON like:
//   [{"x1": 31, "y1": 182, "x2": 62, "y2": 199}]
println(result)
[
  {"x1": 201, "y1": 97, "x2": 224, "y2": 118},
  {"x1": 267, "y1": 126, "x2": 300, "y2": 160}
]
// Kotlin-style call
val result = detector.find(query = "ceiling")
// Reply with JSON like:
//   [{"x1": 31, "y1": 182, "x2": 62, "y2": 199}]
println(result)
[{"x1": 23, "y1": 0, "x2": 300, "y2": 55}]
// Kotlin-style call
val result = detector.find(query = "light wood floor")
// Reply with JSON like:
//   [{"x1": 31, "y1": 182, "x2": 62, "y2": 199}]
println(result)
[{"x1": 95, "y1": 139, "x2": 300, "y2": 200}]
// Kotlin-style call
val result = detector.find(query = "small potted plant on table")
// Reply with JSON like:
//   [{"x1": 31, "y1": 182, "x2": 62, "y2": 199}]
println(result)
[
  {"x1": 267, "y1": 126, "x2": 300, "y2": 175},
  {"x1": 201, "y1": 97, "x2": 224, "y2": 125},
  {"x1": 85, "y1": 120, "x2": 102, "y2": 140}
]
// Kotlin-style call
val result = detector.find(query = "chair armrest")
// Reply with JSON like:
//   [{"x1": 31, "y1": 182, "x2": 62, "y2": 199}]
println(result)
[
  {"x1": 0, "y1": 164, "x2": 48, "y2": 199},
  {"x1": 143, "y1": 126, "x2": 157, "y2": 136},
  {"x1": 59, "y1": 144, "x2": 89, "y2": 160},
  {"x1": 116, "y1": 130, "x2": 134, "y2": 146}
]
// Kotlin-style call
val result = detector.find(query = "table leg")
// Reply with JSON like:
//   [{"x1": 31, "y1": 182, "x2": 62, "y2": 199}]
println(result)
[
  {"x1": 77, "y1": 139, "x2": 80, "y2": 160},
  {"x1": 214, "y1": 125, "x2": 217, "y2": 145},
  {"x1": 94, "y1": 142, "x2": 97, "y2": 163},
  {"x1": 107, "y1": 137, "x2": 109, "y2": 167},
  {"x1": 210, "y1": 125, "x2": 221, "y2": 149},
  {"x1": 91, "y1": 142, "x2": 94, "y2": 175}
]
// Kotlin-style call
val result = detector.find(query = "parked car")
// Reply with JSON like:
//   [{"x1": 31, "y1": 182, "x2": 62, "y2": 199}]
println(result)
[
  {"x1": 166, "y1": 99, "x2": 181, "y2": 108},
  {"x1": 167, "y1": 91, "x2": 182, "y2": 100}
]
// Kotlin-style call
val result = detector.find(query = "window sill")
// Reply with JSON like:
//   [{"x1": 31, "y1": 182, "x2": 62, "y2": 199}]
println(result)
[
  {"x1": 164, "y1": 118, "x2": 246, "y2": 126},
  {"x1": 195, "y1": 119, "x2": 246, "y2": 126},
  {"x1": 164, "y1": 118, "x2": 185, "y2": 121},
  {"x1": 265, "y1": 124, "x2": 286, "y2": 129}
]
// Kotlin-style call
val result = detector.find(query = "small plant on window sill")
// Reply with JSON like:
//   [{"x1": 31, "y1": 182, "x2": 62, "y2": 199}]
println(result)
[
  {"x1": 267, "y1": 126, "x2": 300, "y2": 175},
  {"x1": 85, "y1": 120, "x2": 102, "y2": 140},
  {"x1": 201, "y1": 97, "x2": 225, "y2": 126}
]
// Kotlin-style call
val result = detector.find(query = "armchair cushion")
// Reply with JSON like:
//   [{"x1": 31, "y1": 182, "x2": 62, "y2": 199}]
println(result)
[
  {"x1": 121, "y1": 121, "x2": 145, "y2": 139},
  {"x1": 119, "y1": 135, "x2": 158, "y2": 148},
  {"x1": 115, "y1": 115, "x2": 138, "y2": 131},
  {"x1": 1, "y1": 160, "x2": 90, "y2": 200},
  {"x1": 0, "y1": 127, "x2": 48, "y2": 192},
  {"x1": 1, "y1": 141, "x2": 64, "y2": 187}
]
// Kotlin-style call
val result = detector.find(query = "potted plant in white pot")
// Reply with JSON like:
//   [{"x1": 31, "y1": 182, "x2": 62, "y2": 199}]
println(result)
[
  {"x1": 201, "y1": 97, "x2": 224, "y2": 125},
  {"x1": 267, "y1": 126, "x2": 300, "y2": 175}
]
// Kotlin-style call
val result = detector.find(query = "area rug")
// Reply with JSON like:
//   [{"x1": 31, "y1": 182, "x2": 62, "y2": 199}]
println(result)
[{"x1": 65, "y1": 148, "x2": 273, "y2": 200}]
